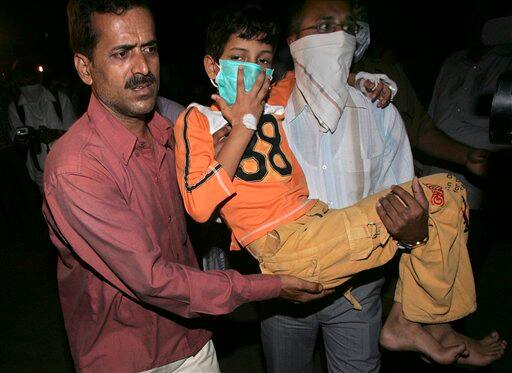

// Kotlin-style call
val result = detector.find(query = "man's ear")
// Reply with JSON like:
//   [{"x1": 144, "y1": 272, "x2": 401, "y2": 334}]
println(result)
[
  {"x1": 74, "y1": 53, "x2": 93, "y2": 86},
  {"x1": 287, "y1": 34, "x2": 298, "y2": 46},
  {"x1": 204, "y1": 55, "x2": 219, "y2": 80}
]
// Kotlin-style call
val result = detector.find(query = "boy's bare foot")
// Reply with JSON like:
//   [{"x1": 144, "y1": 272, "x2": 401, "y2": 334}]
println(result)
[
  {"x1": 425, "y1": 324, "x2": 507, "y2": 366},
  {"x1": 380, "y1": 302, "x2": 467, "y2": 364}
]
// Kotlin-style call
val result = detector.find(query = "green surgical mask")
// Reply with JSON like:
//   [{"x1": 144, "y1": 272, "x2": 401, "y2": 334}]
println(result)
[{"x1": 211, "y1": 59, "x2": 273, "y2": 106}]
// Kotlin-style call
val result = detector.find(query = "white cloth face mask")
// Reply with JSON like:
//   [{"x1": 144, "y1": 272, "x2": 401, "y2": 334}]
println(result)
[
  {"x1": 353, "y1": 21, "x2": 370, "y2": 63},
  {"x1": 290, "y1": 30, "x2": 356, "y2": 133}
]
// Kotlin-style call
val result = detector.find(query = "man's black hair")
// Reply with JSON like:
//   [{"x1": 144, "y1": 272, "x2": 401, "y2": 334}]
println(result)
[
  {"x1": 288, "y1": 0, "x2": 356, "y2": 36},
  {"x1": 67, "y1": 0, "x2": 152, "y2": 58},
  {"x1": 206, "y1": 4, "x2": 279, "y2": 61}
]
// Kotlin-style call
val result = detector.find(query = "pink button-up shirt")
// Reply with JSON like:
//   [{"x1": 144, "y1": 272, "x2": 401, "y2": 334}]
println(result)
[{"x1": 43, "y1": 95, "x2": 281, "y2": 372}]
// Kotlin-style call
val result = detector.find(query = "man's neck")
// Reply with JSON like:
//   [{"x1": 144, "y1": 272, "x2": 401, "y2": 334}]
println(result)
[{"x1": 99, "y1": 98, "x2": 148, "y2": 138}]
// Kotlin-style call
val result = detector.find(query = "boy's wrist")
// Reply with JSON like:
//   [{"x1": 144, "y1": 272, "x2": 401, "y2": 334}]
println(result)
[
  {"x1": 231, "y1": 119, "x2": 256, "y2": 133},
  {"x1": 226, "y1": 122, "x2": 255, "y2": 143}
]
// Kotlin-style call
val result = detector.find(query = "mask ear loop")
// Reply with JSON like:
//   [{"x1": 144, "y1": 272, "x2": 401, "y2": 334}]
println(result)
[{"x1": 210, "y1": 63, "x2": 221, "y2": 88}]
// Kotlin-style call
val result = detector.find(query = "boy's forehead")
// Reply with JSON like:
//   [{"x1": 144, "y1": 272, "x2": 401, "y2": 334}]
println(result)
[{"x1": 224, "y1": 34, "x2": 273, "y2": 52}]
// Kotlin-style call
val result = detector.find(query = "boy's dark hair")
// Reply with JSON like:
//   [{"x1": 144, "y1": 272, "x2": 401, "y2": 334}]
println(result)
[
  {"x1": 206, "y1": 4, "x2": 279, "y2": 61},
  {"x1": 67, "y1": 0, "x2": 151, "y2": 58}
]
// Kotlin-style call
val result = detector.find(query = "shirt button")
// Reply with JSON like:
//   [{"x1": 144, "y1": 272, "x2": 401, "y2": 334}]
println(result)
[
  {"x1": 322, "y1": 165, "x2": 327, "y2": 170},
  {"x1": 456, "y1": 108, "x2": 461, "y2": 113},
  {"x1": 134, "y1": 151, "x2": 140, "y2": 157},
  {"x1": 154, "y1": 176, "x2": 159, "y2": 183},
  {"x1": 473, "y1": 65, "x2": 478, "y2": 69},
  {"x1": 168, "y1": 215, "x2": 173, "y2": 223}
]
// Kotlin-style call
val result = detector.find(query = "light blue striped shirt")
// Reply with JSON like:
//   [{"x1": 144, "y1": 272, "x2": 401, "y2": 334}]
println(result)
[{"x1": 284, "y1": 86, "x2": 414, "y2": 210}]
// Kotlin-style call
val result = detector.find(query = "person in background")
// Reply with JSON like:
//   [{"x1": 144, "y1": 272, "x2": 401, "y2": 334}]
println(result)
[
  {"x1": 8, "y1": 57, "x2": 76, "y2": 192},
  {"x1": 427, "y1": 15, "x2": 512, "y2": 270},
  {"x1": 156, "y1": 96, "x2": 184, "y2": 125},
  {"x1": 350, "y1": 3, "x2": 490, "y2": 179}
]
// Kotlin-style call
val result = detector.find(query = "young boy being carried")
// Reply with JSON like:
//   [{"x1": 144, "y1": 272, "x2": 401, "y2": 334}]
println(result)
[{"x1": 174, "y1": 5, "x2": 506, "y2": 365}]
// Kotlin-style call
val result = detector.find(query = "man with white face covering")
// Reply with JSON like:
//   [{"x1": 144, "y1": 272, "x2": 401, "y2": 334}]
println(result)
[
  {"x1": 259, "y1": 0, "x2": 424, "y2": 372},
  {"x1": 260, "y1": 1, "x2": 508, "y2": 371}
]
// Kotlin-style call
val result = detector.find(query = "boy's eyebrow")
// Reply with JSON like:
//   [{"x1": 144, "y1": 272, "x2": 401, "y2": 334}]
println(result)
[
  {"x1": 229, "y1": 47, "x2": 273, "y2": 54},
  {"x1": 229, "y1": 47, "x2": 249, "y2": 52}
]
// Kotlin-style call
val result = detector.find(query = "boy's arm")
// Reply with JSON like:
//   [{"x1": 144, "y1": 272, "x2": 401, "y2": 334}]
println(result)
[{"x1": 174, "y1": 108, "x2": 236, "y2": 223}]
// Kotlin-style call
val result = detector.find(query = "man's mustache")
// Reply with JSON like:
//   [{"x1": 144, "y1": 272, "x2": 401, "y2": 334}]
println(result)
[{"x1": 125, "y1": 73, "x2": 156, "y2": 89}]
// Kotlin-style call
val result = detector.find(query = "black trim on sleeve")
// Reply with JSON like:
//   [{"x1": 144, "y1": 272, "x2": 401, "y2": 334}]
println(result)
[{"x1": 183, "y1": 108, "x2": 223, "y2": 192}]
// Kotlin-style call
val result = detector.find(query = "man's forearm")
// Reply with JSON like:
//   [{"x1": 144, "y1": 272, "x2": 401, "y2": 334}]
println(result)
[{"x1": 417, "y1": 126, "x2": 470, "y2": 166}]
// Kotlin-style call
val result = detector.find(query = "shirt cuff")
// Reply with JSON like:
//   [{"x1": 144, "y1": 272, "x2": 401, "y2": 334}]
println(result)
[{"x1": 245, "y1": 274, "x2": 281, "y2": 301}]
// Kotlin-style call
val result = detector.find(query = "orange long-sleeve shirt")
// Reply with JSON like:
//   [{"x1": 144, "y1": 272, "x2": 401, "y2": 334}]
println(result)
[{"x1": 174, "y1": 104, "x2": 315, "y2": 247}]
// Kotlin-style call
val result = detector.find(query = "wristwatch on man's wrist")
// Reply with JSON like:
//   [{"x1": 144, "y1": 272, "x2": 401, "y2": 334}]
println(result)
[{"x1": 398, "y1": 235, "x2": 429, "y2": 250}]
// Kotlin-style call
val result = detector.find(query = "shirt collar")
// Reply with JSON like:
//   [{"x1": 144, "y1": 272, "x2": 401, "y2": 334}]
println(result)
[
  {"x1": 186, "y1": 102, "x2": 284, "y2": 134},
  {"x1": 86, "y1": 94, "x2": 172, "y2": 165}
]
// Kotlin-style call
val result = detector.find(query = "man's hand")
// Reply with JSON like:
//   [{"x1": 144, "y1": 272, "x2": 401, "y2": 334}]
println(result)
[
  {"x1": 278, "y1": 275, "x2": 333, "y2": 303},
  {"x1": 376, "y1": 176, "x2": 429, "y2": 244},
  {"x1": 466, "y1": 148, "x2": 490, "y2": 177},
  {"x1": 359, "y1": 79, "x2": 392, "y2": 108},
  {"x1": 212, "y1": 125, "x2": 232, "y2": 158}
]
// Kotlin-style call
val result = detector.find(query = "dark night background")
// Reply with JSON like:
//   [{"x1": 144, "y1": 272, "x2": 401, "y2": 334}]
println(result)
[
  {"x1": 1, "y1": 0, "x2": 509, "y2": 108},
  {"x1": 1, "y1": 1, "x2": 511, "y2": 372}
]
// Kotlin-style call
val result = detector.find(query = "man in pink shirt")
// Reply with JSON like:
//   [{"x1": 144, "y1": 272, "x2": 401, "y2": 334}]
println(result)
[{"x1": 42, "y1": 1, "x2": 327, "y2": 371}]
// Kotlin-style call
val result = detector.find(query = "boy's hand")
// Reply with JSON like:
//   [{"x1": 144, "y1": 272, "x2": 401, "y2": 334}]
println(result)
[
  {"x1": 212, "y1": 66, "x2": 271, "y2": 128},
  {"x1": 212, "y1": 125, "x2": 232, "y2": 157},
  {"x1": 278, "y1": 275, "x2": 334, "y2": 303}
]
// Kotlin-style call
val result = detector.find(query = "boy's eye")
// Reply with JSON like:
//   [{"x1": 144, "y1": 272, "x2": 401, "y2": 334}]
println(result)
[
  {"x1": 258, "y1": 58, "x2": 271, "y2": 65},
  {"x1": 229, "y1": 55, "x2": 244, "y2": 61}
]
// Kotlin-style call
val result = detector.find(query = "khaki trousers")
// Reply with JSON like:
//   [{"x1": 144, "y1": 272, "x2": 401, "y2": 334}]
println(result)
[{"x1": 247, "y1": 173, "x2": 476, "y2": 323}]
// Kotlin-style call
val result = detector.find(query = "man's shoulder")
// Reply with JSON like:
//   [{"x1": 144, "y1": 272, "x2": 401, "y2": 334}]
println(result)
[
  {"x1": 157, "y1": 96, "x2": 185, "y2": 123},
  {"x1": 45, "y1": 114, "x2": 100, "y2": 176}
]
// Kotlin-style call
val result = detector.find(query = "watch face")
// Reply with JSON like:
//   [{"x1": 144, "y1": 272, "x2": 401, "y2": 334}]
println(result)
[{"x1": 242, "y1": 114, "x2": 257, "y2": 130}]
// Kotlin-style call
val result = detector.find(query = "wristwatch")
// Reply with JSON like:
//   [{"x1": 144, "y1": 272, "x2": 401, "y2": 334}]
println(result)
[
  {"x1": 242, "y1": 114, "x2": 257, "y2": 130},
  {"x1": 398, "y1": 235, "x2": 429, "y2": 250}
]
